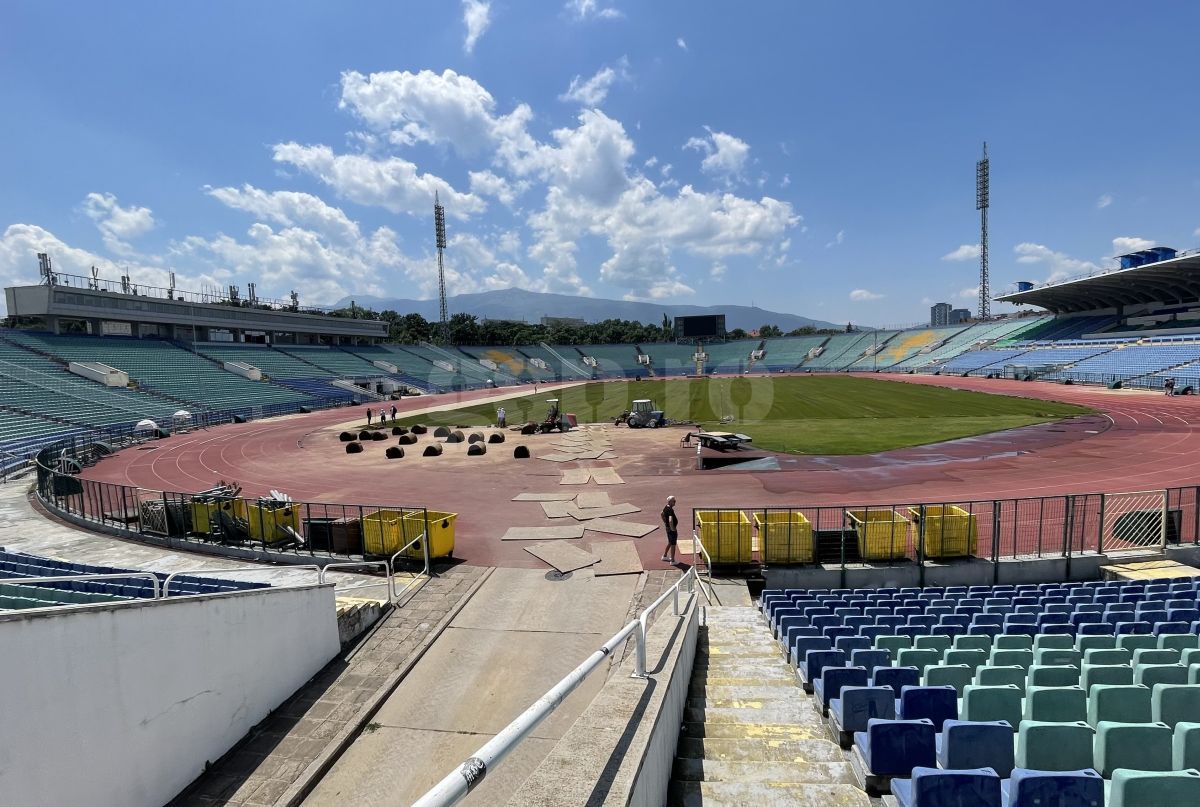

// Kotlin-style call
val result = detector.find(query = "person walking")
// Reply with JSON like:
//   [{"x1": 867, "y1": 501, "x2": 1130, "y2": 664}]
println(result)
[
  {"x1": 391, "y1": 404, "x2": 398, "y2": 421},
  {"x1": 1165, "y1": 378, "x2": 1176, "y2": 396},
  {"x1": 367, "y1": 407, "x2": 373, "y2": 425},
  {"x1": 497, "y1": 406, "x2": 506, "y2": 428},
  {"x1": 661, "y1": 495, "x2": 679, "y2": 564}
]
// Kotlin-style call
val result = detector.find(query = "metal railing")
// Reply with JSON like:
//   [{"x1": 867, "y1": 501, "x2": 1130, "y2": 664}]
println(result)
[
  {"x1": 161, "y1": 566, "x2": 318, "y2": 598},
  {"x1": 411, "y1": 567, "x2": 699, "y2": 807},
  {"x1": 691, "y1": 488, "x2": 1196, "y2": 580}
]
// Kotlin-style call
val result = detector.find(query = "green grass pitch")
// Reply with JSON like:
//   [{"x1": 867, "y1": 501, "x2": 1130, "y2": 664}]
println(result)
[{"x1": 384, "y1": 375, "x2": 1093, "y2": 455}]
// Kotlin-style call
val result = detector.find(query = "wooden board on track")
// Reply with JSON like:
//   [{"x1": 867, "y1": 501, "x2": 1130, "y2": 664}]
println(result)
[
  {"x1": 1101, "y1": 559, "x2": 1200, "y2": 582},
  {"x1": 524, "y1": 542, "x2": 600, "y2": 573},
  {"x1": 513, "y1": 492, "x2": 580, "y2": 502},
  {"x1": 574, "y1": 491, "x2": 612, "y2": 509},
  {"x1": 560, "y1": 469, "x2": 592, "y2": 485},
  {"x1": 499, "y1": 525, "x2": 585, "y2": 541},
  {"x1": 590, "y1": 467, "x2": 624, "y2": 485},
  {"x1": 540, "y1": 500, "x2": 577, "y2": 518},
  {"x1": 538, "y1": 453, "x2": 582, "y2": 463},
  {"x1": 590, "y1": 540, "x2": 644, "y2": 575},
  {"x1": 584, "y1": 519, "x2": 658, "y2": 538},
  {"x1": 568, "y1": 503, "x2": 640, "y2": 521}
]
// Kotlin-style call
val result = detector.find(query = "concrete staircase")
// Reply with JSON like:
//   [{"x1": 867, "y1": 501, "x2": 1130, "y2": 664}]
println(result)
[{"x1": 668, "y1": 606, "x2": 870, "y2": 806}]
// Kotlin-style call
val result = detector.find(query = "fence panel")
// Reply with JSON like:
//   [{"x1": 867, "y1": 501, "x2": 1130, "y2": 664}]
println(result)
[{"x1": 1100, "y1": 490, "x2": 1168, "y2": 555}]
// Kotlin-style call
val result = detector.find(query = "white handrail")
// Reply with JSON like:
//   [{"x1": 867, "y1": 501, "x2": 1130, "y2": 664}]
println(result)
[
  {"x1": 691, "y1": 531, "x2": 712, "y2": 581},
  {"x1": 412, "y1": 567, "x2": 697, "y2": 807},
  {"x1": 11, "y1": 572, "x2": 162, "y2": 599},
  {"x1": 162, "y1": 565, "x2": 320, "y2": 597}
]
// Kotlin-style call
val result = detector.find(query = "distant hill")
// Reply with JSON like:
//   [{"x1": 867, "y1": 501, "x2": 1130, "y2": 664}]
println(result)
[{"x1": 327, "y1": 288, "x2": 843, "y2": 333}]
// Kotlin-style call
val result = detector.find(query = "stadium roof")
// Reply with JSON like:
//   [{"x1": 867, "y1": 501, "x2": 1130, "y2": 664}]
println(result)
[{"x1": 997, "y1": 249, "x2": 1200, "y2": 314}]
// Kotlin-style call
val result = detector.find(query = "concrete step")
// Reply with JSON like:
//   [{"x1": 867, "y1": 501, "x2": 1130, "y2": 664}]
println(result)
[
  {"x1": 691, "y1": 663, "x2": 795, "y2": 678},
  {"x1": 672, "y1": 757, "x2": 856, "y2": 784},
  {"x1": 690, "y1": 675, "x2": 797, "y2": 688},
  {"x1": 680, "y1": 721, "x2": 827, "y2": 741},
  {"x1": 689, "y1": 684, "x2": 807, "y2": 700},
  {"x1": 668, "y1": 780, "x2": 871, "y2": 807},
  {"x1": 677, "y1": 736, "x2": 845, "y2": 763},
  {"x1": 702, "y1": 643, "x2": 781, "y2": 655},
  {"x1": 684, "y1": 705, "x2": 825, "y2": 726},
  {"x1": 687, "y1": 695, "x2": 807, "y2": 710}
]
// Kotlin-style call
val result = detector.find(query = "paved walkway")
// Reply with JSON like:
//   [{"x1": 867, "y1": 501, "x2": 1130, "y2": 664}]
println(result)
[
  {"x1": 173, "y1": 564, "x2": 491, "y2": 806},
  {"x1": 302, "y1": 566, "x2": 640, "y2": 807}
]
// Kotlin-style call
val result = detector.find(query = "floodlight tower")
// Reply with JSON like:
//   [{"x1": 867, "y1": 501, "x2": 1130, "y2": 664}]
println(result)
[
  {"x1": 976, "y1": 142, "x2": 990, "y2": 319},
  {"x1": 434, "y1": 192, "x2": 449, "y2": 344}
]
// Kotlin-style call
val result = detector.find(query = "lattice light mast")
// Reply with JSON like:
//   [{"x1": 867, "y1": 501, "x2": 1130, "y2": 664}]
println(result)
[
  {"x1": 976, "y1": 142, "x2": 990, "y2": 319},
  {"x1": 434, "y1": 192, "x2": 449, "y2": 343}
]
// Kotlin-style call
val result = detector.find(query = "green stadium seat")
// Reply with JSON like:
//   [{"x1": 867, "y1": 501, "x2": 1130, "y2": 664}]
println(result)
[
  {"x1": 1023, "y1": 685, "x2": 1087, "y2": 722},
  {"x1": 1034, "y1": 634, "x2": 1076, "y2": 651},
  {"x1": 1119, "y1": 635, "x2": 1160, "y2": 654},
  {"x1": 943, "y1": 649, "x2": 987, "y2": 670},
  {"x1": 1094, "y1": 720, "x2": 1173, "y2": 777},
  {"x1": 1191, "y1": 664, "x2": 1200, "y2": 685},
  {"x1": 995, "y1": 635, "x2": 1034, "y2": 651},
  {"x1": 1181, "y1": 649, "x2": 1200, "y2": 668},
  {"x1": 1161, "y1": 635, "x2": 1200, "y2": 653},
  {"x1": 1034, "y1": 647, "x2": 1082, "y2": 667},
  {"x1": 1083, "y1": 663, "x2": 1134, "y2": 690},
  {"x1": 897, "y1": 648, "x2": 942, "y2": 674},
  {"x1": 1077, "y1": 634, "x2": 1118, "y2": 655},
  {"x1": 1135, "y1": 649, "x2": 1182, "y2": 666},
  {"x1": 1015, "y1": 720, "x2": 1095, "y2": 771},
  {"x1": 961, "y1": 684, "x2": 1022, "y2": 728},
  {"x1": 1137, "y1": 664, "x2": 1190, "y2": 688},
  {"x1": 1086, "y1": 647, "x2": 1133, "y2": 666},
  {"x1": 1153, "y1": 685, "x2": 1200, "y2": 728},
  {"x1": 1027, "y1": 664, "x2": 1081, "y2": 687},
  {"x1": 953, "y1": 635, "x2": 992, "y2": 653},
  {"x1": 923, "y1": 664, "x2": 974, "y2": 695},
  {"x1": 914, "y1": 635, "x2": 952, "y2": 654},
  {"x1": 990, "y1": 649, "x2": 1034, "y2": 669},
  {"x1": 1174, "y1": 722, "x2": 1200, "y2": 770},
  {"x1": 876, "y1": 635, "x2": 912, "y2": 659},
  {"x1": 1108, "y1": 769, "x2": 1200, "y2": 806},
  {"x1": 974, "y1": 665, "x2": 1026, "y2": 691},
  {"x1": 1088, "y1": 684, "x2": 1152, "y2": 726}
]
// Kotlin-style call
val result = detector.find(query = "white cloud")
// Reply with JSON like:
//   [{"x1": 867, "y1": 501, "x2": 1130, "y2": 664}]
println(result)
[
  {"x1": 1097, "y1": 192, "x2": 1114, "y2": 209},
  {"x1": 710, "y1": 263, "x2": 727, "y2": 280},
  {"x1": 780, "y1": 173, "x2": 791, "y2": 188},
  {"x1": 1194, "y1": 226, "x2": 1200, "y2": 237},
  {"x1": 1013, "y1": 242, "x2": 1102, "y2": 284},
  {"x1": 468, "y1": 170, "x2": 523, "y2": 207},
  {"x1": 81, "y1": 192, "x2": 155, "y2": 255},
  {"x1": 206, "y1": 185, "x2": 361, "y2": 243},
  {"x1": 338, "y1": 69, "x2": 533, "y2": 157},
  {"x1": 684, "y1": 126, "x2": 750, "y2": 183},
  {"x1": 825, "y1": 229, "x2": 845, "y2": 249},
  {"x1": 676, "y1": 37, "x2": 688, "y2": 51},
  {"x1": 957, "y1": 286, "x2": 979, "y2": 299},
  {"x1": 1112, "y1": 236, "x2": 1154, "y2": 254},
  {"x1": 461, "y1": 0, "x2": 491, "y2": 54},
  {"x1": 849, "y1": 289, "x2": 883, "y2": 301},
  {"x1": 941, "y1": 244, "x2": 980, "y2": 262},
  {"x1": 566, "y1": 0, "x2": 622, "y2": 20},
  {"x1": 559, "y1": 58, "x2": 629, "y2": 107},
  {"x1": 272, "y1": 143, "x2": 485, "y2": 218}
]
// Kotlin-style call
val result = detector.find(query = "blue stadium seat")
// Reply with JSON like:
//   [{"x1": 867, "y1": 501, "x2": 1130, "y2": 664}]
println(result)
[
  {"x1": 898, "y1": 685, "x2": 958, "y2": 730},
  {"x1": 831, "y1": 685, "x2": 896, "y2": 734},
  {"x1": 935, "y1": 720, "x2": 1014, "y2": 777},
  {"x1": 854, "y1": 718, "x2": 936, "y2": 776},
  {"x1": 1000, "y1": 768, "x2": 1104, "y2": 807},
  {"x1": 891, "y1": 766, "x2": 1001, "y2": 807},
  {"x1": 872, "y1": 666, "x2": 920, "y2": 697}
]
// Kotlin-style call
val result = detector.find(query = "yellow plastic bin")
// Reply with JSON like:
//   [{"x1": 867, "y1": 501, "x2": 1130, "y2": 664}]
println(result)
[
  {"x1": 696, "y1": 509, "x2": 753, "y2": 564},
  {"x1": 754, "y1": 511, "x2": 814, "y2": 564},
  {"x1": 189, "y1": 498, "x2": 244, "y2": 536},
  {"x1": 361, "y1": 509, "x2": 457, "y2": 558},
  {"x1": 360, "y1": 509, "x2": 408, "y2": 556},
  {"x1": 400, "y1": 509, "x2": 456, "y2": 559},
  {"x1": 847, "y1": 508, "x2": 910, "y2": 560},
  {"x1": 907, "y1": 505, "x2": 977, "y2": 558},
  {"x1": 245, "y1": 501, "x2": 302, "y2": 544}
]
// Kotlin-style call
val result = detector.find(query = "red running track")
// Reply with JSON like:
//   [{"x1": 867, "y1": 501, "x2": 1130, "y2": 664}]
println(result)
[{"x1": 79, "y1": 375, "x2": 1200, "y2": 569}]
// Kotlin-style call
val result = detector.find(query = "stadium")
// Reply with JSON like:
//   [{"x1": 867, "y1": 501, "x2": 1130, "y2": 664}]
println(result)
[{"x1": 5, "y1": 238, "x2": 1200, "y2": 807}]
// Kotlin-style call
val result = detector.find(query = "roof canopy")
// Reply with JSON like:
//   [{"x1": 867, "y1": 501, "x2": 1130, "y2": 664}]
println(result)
[{"x1": 997, "y1": 251, "x2": 1200, "y2": 314}]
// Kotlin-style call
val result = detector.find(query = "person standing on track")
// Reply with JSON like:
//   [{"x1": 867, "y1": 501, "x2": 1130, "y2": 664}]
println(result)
[
  {"x1": 367, "y1": 407, "x2": 373, "y2": 425},
  {"x1": 391, "y1": 404, "x2": 398, "y2": 421},
  {"x1": 660, "y1": 495, "x2": 679, "y2": 565}
]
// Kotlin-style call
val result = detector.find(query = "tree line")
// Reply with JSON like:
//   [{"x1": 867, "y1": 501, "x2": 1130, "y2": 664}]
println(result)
[{"x1": 325, "y1": 306, "x2": 849, "y2": 345}]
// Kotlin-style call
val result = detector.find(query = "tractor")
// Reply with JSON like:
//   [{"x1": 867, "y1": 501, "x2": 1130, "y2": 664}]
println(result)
[{"x1": 614, "y1": 399, "x2": 665, "y2": 428}]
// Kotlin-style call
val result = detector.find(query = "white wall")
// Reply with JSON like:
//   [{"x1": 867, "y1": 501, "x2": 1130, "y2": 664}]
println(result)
[{"x1": 0, "y1": 584, "x2": 340, "y2": 807}]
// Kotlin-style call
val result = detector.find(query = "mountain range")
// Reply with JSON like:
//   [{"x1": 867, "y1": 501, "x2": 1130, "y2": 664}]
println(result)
[{"x1": 328, "y1": 288, "x2": 843, "y2": 332}]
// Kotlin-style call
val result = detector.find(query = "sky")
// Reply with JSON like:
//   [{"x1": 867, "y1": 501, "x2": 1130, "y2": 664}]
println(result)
[{"x1": 2, "y1": 1, "x2": 1199, "y2": 326}]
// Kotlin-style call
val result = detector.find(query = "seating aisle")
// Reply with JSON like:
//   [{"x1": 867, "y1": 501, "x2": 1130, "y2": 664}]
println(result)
[{"x1": 668, "y1": 605, "x2": 870, "y2": 805}]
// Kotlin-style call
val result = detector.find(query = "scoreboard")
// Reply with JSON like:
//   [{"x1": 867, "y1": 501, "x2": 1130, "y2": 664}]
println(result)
[{"x1": 674, "y1": 314, "x2": 726, "y2": 340}]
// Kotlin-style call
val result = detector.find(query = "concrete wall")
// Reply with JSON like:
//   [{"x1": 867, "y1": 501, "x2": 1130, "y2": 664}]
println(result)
[
  {"x1": 0, "y1": 584, "x2": 340, "y2": 807},
  {"x1": 223, "y1": 360, "x2": 262, "y2": 380},
  {"x1": 68, "y1": 361, "x2": 129, "y2": 387}
]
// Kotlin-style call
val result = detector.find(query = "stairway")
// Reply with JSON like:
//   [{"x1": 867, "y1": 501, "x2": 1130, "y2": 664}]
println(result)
[{"x1": 667, "y1": 606, "x2": 869, "y2": 806}]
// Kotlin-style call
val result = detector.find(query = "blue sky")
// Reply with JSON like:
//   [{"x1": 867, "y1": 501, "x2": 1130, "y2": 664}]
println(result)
[{"x1": 2, "y1": 1, "x2": 1198, "y2": 325}]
